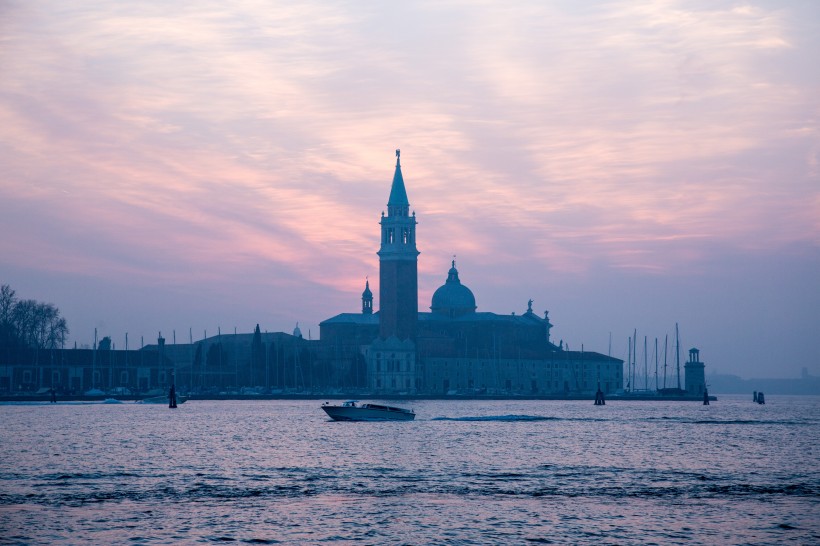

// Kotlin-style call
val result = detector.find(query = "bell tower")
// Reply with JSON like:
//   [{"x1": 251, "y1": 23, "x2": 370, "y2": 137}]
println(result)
[
  {"x1": 361, "y1": 278, "x2": 373, "y2": 315},
  {"x1": 378, "y1": 149, "x2": 419, "y2": 341}
]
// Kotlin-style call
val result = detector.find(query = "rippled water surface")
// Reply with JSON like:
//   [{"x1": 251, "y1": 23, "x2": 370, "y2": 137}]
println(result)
[{"x1": 1, "y1": 396, "x2": 818, "y2": 544}]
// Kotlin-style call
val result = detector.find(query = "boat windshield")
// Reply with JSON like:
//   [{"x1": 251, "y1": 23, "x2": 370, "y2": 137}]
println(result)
[{"x1": 360, "y1": 403, "x2": 413, "y2": 413}]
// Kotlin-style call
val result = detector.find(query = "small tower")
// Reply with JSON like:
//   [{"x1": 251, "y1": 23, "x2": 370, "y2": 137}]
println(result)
[
  {"x1": 157, "y1": 333, "x2": 168, "y2": 387},
  {"x1": 684, "y1": 347, "x2": 706, "y2": 395},
  {"x1": 362, "y1": 278, "x2": 373, "y2": 315}
]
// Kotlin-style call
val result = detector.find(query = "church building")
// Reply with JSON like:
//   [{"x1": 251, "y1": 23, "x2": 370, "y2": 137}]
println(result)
[{"x1": 320, "y1": 151, "x2": 623, "y2": 395}]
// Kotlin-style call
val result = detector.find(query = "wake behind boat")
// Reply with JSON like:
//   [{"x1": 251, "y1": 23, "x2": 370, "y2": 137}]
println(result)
[
  {"x1": 137, "y1": 395, "x2": 186, "y2": 405},
  {"x1": 321, "y1": 400, "x2": 415, "y2": 421}
]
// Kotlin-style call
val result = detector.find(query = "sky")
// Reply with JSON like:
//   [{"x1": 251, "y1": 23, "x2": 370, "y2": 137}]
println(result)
[{"x1": 1, "y1": 0, "x2": 818, "y2": 380}]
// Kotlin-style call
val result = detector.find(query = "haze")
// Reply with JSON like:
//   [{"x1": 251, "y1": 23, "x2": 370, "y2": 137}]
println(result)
[{"x1": 1, "y1": 1, "x2": 817, "y2": 379}]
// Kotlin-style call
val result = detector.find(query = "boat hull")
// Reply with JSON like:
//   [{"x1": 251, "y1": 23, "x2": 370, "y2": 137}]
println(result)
[{"x1": 322, "y1": 404, "x2": 415, "y2": 421}]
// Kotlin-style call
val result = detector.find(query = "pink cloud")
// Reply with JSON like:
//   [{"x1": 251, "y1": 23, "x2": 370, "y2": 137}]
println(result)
[{"x1": 0, "y1": 0, "x2": 817, "y2": 377}]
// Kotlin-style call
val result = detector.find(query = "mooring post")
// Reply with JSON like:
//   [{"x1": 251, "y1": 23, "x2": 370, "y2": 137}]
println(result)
[
  {"x1": 169, "y1": 384, "x2": 177, "y2": 409},
  {"x1": 594, "y1": 383, "x2": 605, "y2": 405}
]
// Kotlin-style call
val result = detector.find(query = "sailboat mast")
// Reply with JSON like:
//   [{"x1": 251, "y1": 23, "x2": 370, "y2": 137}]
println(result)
[
  {"x1": 633, "y1": 329, "x2": 637, "y2": 394},
  {"x1": 663, "y1": 334, "x2": 668, "y2": 389},
  {"x1": 644, "y1": 336, "x2": 648, "y2": 391},
  {"x1": 675, "y1": 323, "x2": 681, "y2": 390},
  {"x1": 627, "y1": 336, "x2": 632, "y2": 391},
  {"x1": 654, "y1": 337, "x2": 658, "y2": 391}
]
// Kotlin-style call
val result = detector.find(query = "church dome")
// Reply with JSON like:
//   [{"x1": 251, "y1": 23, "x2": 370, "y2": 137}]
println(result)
[{"x1": 431, "y1": 261, "x2": 477, "y2": 318}]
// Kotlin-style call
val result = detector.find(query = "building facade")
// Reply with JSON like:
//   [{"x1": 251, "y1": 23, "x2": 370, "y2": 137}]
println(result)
[{"x1": 0, "y1": 343, "x2": 173, "y2": 395}]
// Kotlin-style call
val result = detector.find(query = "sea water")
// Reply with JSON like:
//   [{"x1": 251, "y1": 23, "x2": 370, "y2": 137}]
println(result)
[{"x1": 0, "y1": 396, "x2": 818, "y2": 544}]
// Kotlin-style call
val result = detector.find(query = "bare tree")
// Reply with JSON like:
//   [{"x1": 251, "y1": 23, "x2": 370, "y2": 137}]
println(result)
[
  {"x1": 13, "y1": 299, "x2": 38, "y2": 348},
  {"x1": 0, "y1": 285, "x2": 15, "y2": 325},
  {"x1": 0, "y1": 285, "x2": 70, "y2": 357}
]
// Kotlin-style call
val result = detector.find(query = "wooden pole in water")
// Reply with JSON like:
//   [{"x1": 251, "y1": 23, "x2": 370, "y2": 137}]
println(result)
[{"x1": 594, "y1": 381, "x2": 605, "y2": 405}]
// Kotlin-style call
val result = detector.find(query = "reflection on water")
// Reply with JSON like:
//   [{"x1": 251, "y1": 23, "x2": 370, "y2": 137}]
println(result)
[{"x1": 1, "y1": 396, "x2": 818, "y2": 544}]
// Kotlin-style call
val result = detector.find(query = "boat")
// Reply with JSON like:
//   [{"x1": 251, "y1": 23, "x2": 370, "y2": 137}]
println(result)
[{"x1": 321, "y1": 400, "x2": 415, "y2": 421}]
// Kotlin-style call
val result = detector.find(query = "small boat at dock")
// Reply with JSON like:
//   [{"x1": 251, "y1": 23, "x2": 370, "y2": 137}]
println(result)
[{"x1": 321, "y1": 400, "x2": 415, "y2": 421}]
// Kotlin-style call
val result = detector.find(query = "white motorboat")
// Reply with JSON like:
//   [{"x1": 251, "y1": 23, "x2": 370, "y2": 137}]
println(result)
[{"x1": 321, "y1": 400, "x2": 415, "y2": 421}]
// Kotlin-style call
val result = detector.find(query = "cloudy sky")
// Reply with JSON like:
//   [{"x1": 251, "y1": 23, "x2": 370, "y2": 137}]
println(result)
[{"x1": 1, "y1": 0, "x2": 817, "y2": 379}]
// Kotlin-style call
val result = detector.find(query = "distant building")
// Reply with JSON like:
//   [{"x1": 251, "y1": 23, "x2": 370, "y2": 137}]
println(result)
[
  {"x1": 0, "y1": 343, "x2": 172, "y2": 394},
  {"x1": 684, "y1": 347, "x2": 706, "y2": 395},
  {"x1": 142, "y1": 330, "x2": 322, "y2": 393}
]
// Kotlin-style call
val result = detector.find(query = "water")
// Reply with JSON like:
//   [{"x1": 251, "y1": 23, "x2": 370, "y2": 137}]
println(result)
[{"x1": 1, "y1": 396, "x2": 818, "y2": 544}]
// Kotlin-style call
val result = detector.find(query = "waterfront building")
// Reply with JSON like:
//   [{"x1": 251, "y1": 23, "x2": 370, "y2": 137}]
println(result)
[{"x1": 0, "y1": 344, "x2": 172, "y2": 395}]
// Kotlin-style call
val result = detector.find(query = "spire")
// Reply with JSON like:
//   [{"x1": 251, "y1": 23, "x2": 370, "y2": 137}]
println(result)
[
  {"x1": 362, "y1": 277, "x2": 373, "y2": 314},
  {"x1": 387, "y1": 148, "x2": 409, "y2": 215},
  {"x1": 447, "y1": 259, "x2": 460, "y2": 283}
]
